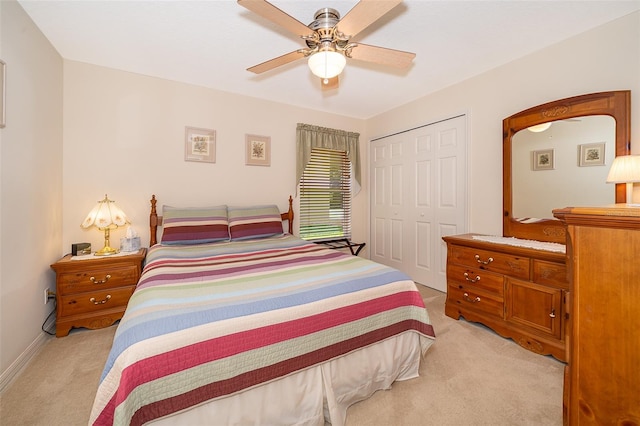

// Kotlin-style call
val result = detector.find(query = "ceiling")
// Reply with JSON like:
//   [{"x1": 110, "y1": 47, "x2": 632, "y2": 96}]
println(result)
[{"x1": 17, "y1": 0, "x2": 640, "y2": 119}]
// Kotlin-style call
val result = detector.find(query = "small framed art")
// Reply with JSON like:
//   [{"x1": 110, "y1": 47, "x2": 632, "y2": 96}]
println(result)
[
  {"x1": 245, "y1": 134, "x2": 271, "y2": 166},
  {"x1": 579, "y1": 142, "x2": 605, "y2": 167},
  {"x1": 185, "y1": 126, "x2": 216, "y2": 163},
  {"x1": 532, "y1": 149, "x2": 554, "y2": 171}
]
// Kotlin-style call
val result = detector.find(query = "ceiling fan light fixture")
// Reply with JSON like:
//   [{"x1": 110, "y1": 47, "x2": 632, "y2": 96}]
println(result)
[
  {"x1": 527, "y1": 122, "x2": 552, "y2": 133},
  {"x1": 308, "y1": 50, "x2": 346, "y2": 79}
]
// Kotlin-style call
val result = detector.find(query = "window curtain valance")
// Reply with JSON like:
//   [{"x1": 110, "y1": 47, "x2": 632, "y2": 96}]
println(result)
[{"x1": 296, "y1": 123, "x2": 361, "y2": 195}]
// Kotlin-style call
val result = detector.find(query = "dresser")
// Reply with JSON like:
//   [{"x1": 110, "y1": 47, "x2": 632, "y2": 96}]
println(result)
[
  {"x1": 50, "y1": 249, "x2": 146, "y2": 337},
  {"x1": 554, "y1": 205, "x2": 640, "y2": 425},
  {"x1": 443, "y1": 233, "x2": 568, "y2": 361}
]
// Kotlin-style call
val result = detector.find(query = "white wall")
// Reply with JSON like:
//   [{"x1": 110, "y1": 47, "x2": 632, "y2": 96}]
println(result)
[
  {"x1": 0, "y1": 0, "x2": 63, "y2": 382},
  {"x1": 62, "y1": 62, "x2": 367, "y2": 252},
  {"x1": 365, "y1": 11, "x2": 640, "y2": 237}
]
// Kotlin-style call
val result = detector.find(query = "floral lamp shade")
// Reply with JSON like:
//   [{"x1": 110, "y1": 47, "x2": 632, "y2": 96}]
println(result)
[{"x1": 81, "y1": 194, "x2": 129, "y2": 255}]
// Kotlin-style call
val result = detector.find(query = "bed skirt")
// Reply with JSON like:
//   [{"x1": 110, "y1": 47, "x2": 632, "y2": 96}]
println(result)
[{"x1": 150, "y1": 331, "x2": 425, "y2": 425}]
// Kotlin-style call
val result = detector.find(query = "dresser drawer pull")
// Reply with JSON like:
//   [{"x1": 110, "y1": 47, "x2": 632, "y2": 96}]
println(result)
[
  {"x1": 549, "y1": 309, "x2": 556, "y2": 318},
  {"x1": 89, "y1": 295, "x2": 112, "y2": 305},
  {"x1": 90, "y1": 275, "x2": 111, "y2": 285},
  {"x1": 463, "y1": 292, "x2": 481, "y2": 303},
  {"x1": 474, "y1": 254, "x2": 494, "y2": 265},
  {"x1": 463, "y1": 272, "x2": 481, "y2": 283}
]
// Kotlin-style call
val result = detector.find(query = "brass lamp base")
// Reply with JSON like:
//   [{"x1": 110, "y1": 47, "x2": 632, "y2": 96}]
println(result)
[
  {"x1": 94, "y1": 228, "x2": 119, "y2": 256},
  {"x1": 94, "y1": 246, "x2": 119, "y2": 256}
]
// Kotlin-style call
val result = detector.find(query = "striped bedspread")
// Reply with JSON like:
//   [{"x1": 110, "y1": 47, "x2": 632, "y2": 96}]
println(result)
[{"x1": 89, "y1": 234, "x2": 435, "y2": 425}]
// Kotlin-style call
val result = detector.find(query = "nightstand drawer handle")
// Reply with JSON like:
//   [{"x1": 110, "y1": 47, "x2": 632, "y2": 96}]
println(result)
[
  {"x1": 90, "y1": 274, "x2": 111, "y2": 284},
  {"x1": 463, "y1": 292, "x2": 481, "y2": 303},
  {"x1": 89, "y1": 295, "x2": 111, "y2": 305},
  {"x1": 464, "y1": 272, "x2": 481, "y2": 283},
  {"x1": 474, "y1": 254, "x2": 493, "y2": 265}
]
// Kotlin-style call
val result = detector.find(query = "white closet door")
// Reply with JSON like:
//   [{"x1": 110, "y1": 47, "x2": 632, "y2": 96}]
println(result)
[{"x1": 370, "y1": 115, "x2": 467, "y2": 291}]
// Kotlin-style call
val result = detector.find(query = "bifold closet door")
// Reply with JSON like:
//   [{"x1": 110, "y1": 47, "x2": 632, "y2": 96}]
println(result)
[{"x1": 370, "y1": 115, "x2": 467, "y2": 291}]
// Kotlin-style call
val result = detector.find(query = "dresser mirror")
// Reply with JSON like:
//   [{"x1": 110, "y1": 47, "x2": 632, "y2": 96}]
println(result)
[{"x1": 503, "y1": 91, "x2": 631, "y2": 243}]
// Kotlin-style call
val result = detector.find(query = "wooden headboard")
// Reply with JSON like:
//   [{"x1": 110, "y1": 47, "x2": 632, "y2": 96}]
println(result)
[{"x1": 149, "y1": 195, "x2": 294, "y2": 246}]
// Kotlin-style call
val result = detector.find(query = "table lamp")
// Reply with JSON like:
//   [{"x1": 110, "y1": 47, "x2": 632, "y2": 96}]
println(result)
[
  {"x1": 606, "y1": 154, "x2": 640, "y2": 205},
  {"x1": 81, "y1": 194, "x2": 129, "y2": 255}
]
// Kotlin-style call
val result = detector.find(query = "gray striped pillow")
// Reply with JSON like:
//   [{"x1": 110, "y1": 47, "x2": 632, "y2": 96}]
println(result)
[{"x1": 228, "y1": 205, "x2": 283, "y2": 240}]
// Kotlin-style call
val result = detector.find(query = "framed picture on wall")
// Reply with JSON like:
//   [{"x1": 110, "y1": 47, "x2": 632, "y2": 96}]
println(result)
[
  {"x1": 579, "y1": 142, "x2": 605, "y2": 167},
  {"x1": 532, "y1": 149, "x2": 554, "y2": 171},
  {"x1": 184, "y1": 126, "x2": 216, "y2": 163},
  {"x1": 245, "y1": 134, "x2": 271, "y2": 166}
]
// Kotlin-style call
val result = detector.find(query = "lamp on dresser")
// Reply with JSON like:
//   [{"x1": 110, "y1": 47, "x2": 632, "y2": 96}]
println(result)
[
  {"x1": 81, "y1": 194, "x2": 129, "y2": 256},
  {"x1": 606, "y1": 154, "x2": 640, "y2": 204}
]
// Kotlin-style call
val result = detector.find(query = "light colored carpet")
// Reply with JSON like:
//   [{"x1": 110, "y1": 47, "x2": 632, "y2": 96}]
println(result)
[{"x1": 0, "y1": 286, "x2": 564, "y2": 425}]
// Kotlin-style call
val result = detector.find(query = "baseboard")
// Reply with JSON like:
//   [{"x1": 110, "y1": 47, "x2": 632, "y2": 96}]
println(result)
[{"x1": 0, "y1": 328, "x2": 53, "y2": 394}]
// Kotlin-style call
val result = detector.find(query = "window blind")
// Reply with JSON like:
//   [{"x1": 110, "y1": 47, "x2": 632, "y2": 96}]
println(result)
[{"x1": 299, "y1": 148, "x2": 352, "y2": 241}]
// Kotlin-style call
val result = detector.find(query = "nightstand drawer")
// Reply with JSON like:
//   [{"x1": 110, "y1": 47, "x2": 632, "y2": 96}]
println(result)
[
  {"x1": 57, "y1": 264, "x2": 140, "y2": 295},
  {"x1": 58, "y1": 286, "x2": 135, "y2": 317}
]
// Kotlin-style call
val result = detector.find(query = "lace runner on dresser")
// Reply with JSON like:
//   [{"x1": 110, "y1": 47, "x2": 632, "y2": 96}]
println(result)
[{"x1": 471, "y1": 235, "x2": 566, "y2": 253}]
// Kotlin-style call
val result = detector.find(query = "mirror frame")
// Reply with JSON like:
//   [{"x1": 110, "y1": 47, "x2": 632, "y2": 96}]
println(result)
[{"x1": 503, "y1": 91, "x2": 631, "y2": 243}]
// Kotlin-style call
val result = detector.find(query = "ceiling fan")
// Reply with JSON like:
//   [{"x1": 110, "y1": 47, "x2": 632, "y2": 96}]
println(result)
[{"x1": 237, "y1": 0, "x2": 415, "y2": 90}]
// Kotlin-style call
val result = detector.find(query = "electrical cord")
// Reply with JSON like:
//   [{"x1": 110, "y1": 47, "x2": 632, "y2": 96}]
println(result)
[
  {"x1": 42, "y1": 299, "x2": 56, "y2": 336},
  {"x1": 42, "y1": 254, "x2": 71, "y2": 336}
]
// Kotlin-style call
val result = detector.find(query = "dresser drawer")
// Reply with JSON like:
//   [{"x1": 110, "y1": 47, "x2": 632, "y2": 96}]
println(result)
[
  {"x1": 447, "y1": 263, "x2": 504, "y2": 296},
  {"x1": 58, "y1": 286, "x2": 135, "y2": 317},
  {"x1": 449, "y1": 245, "x2": 530, "y2": 280},
  {"x1": 533, "y1": 260, "x2": 568, "y2": 287},
  {"x1": 57, "y1": 264, "x2": 140, "y2": 295},
  {"x1": 447, "y1": 285, "x2": 504, "y2": 318}
]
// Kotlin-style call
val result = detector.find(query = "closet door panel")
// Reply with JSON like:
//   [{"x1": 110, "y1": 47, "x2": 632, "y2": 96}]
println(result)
[{"x1": 370, "y1": 115, "x2": 467, "y2": 291}]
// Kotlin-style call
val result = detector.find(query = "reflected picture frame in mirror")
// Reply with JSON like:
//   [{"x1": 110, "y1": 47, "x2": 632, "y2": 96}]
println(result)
[{"x1": 503, "y1": 91, "x2": 631, "y2": 244}]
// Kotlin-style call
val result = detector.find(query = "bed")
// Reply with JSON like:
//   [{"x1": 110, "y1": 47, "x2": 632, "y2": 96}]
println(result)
[{"x1": 89, "y1": 196, "x2": 435, "y2": 426}]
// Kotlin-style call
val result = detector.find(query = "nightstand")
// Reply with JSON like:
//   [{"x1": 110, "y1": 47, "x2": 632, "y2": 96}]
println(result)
[{"x1": 50, "y1": 248, "x2": 146, "y2": 337}]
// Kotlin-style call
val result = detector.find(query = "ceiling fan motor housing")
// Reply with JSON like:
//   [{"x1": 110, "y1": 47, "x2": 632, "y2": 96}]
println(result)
[
  {"x1": 305, "y1": 8, "x2": 348, "y2": 50},
  {"x1": 310, "y1": 8, "x2": 340, "y2": 30}
]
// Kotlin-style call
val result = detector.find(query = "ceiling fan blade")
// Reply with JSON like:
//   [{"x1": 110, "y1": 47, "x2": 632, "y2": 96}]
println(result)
[
  {"x1": 337, "y1": 0, "x2": 402, "y2": 39},
  {"x1": 247, "y1": 50, "x2": 306, "y2": 74},
  {"x1": 237, "y1": 0, "x2": 312, "y2": 37},
  {"x1": 348, "y1": 43, "x2": 415, "y2": 68},
  {"x1": 321, "y1": 76, "x2": 339, "y2": 90}
]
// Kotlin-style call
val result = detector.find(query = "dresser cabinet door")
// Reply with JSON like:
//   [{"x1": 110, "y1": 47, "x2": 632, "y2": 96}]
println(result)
[{"x1": 506, "y1": 278, "x2": 563, "y2": 339}]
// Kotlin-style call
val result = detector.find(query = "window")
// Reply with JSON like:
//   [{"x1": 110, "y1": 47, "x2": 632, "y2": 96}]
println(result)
[{"x1": 299, "y1": 148, "x2": 352, "y2": 241}]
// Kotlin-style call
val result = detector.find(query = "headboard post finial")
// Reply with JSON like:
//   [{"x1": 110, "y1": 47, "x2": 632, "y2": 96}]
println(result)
[
  {"x1": 150, "y1": 195, "x2": 158, "y2": 246},
  {"x1": 281, "y1": 195, "x2": 294, "y2": 235}
]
